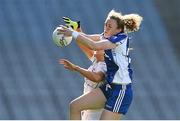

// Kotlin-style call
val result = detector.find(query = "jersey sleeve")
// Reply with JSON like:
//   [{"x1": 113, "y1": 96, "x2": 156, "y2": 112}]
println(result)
[
  {"x1": 108, "y1": 34, "x2": 127, "y2": 45},
  {"x1": 95, "y1": 62, "x2": 107, "y2": 74}
]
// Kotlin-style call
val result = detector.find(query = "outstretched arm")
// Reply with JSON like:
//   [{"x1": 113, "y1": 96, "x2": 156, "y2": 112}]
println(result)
[
  {"x1": 57, "y1": 25, "x2": 117, "y2": 51},
  {"x1": 59, "y1": 59, "x2": 104, "y2": 82}
]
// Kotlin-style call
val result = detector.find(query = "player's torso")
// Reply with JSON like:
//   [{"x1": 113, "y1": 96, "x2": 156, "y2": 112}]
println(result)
[{"x1": 104, "y1": 37, "x2": 132, "y2": 84}]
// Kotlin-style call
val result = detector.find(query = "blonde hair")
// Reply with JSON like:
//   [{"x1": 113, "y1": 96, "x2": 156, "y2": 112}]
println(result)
[
  {"x1": 122, "y1": 14, "x2": 143, "y2": 33},
  {"x1": 106, "y1": 9, "x2": 143, "y2": 33},
  {"x1": 106, "y1": 10, "x2": 122, "y2": 22}
]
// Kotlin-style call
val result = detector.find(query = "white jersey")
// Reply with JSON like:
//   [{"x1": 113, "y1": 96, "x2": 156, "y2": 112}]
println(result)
[{"x1": 82, "y1": 57, "x2": 107, "y2": 120}]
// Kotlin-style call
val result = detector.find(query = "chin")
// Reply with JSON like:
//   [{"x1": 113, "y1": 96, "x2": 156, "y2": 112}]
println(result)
[{"x1": 104, "y1": 33, "x2": 109, "y2": 38}]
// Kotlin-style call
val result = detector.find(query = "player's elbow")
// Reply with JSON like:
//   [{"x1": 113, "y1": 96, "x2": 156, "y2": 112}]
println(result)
[
  {"x1": 95, "y1": 77, "x2": 103, "y2": 82},
  {"x1": 91, "y1": 75, "x2": 103, "y2": 83}
]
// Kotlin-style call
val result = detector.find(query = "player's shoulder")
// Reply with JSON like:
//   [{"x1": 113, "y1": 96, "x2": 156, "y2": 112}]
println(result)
[
  {"x1": 112, "y1": 32, "x2": 127, "y2": 40},
  {"x1": 109, "y1": 32, "x2": 128, "y2": 43}
]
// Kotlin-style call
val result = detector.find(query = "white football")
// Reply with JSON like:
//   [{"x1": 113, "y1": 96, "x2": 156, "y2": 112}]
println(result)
[{"x1": 52, "y1": 27, "x2": 72, "y2": 47}]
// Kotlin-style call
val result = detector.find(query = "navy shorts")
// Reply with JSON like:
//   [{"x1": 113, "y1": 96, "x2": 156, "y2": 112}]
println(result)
[{"x1": 99, "y1": 82, "x2": 133, "y2": 115}]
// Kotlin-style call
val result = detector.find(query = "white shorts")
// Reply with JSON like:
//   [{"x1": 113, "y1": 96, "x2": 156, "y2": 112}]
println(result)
[{"x1": 81, "y1": 109, "x2": 103, "y2": 120}]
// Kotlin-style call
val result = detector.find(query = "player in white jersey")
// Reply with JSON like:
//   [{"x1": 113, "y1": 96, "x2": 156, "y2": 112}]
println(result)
[
  {"x1": 58, "y1": 10, "x2": 143, "y2": 120},
  {"x1": 81, "y1": 51, "x2": 106, "y2": 120},
  {"x1": 59, "y1": 17, "x2": 107, "y2": 120}
]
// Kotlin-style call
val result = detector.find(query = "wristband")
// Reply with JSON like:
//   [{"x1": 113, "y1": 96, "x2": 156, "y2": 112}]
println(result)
[{"x1": 72, "y1": 31, "x2": 79, "y2": 40}]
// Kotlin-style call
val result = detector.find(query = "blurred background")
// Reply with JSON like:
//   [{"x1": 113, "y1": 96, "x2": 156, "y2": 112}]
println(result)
[{"x1": 0, "y1": 0, "x2": 180, "y2": 119}]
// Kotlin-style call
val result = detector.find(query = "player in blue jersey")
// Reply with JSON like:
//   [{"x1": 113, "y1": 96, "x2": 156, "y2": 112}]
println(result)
[{"x1": 58, "y1": 10, "x2": 143, "y2": 120}]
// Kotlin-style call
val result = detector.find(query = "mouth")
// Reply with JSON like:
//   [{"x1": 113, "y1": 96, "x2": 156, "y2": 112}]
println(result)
[{"x1": 104, "y1": 30, "x2": 108, "y2": 34}]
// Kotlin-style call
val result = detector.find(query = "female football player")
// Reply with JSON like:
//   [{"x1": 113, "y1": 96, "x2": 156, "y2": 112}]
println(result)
[
  {"x1": 59, "y1": 17, "x2": 107, "y2": 120},
  {"x1": 58, "y1": 10, "x2": 143, "y2": 120}
]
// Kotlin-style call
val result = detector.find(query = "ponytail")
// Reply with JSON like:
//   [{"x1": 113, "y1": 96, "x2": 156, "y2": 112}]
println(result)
[{"x1": 122, "y1": 14, "x2": 143, "y2": 33}]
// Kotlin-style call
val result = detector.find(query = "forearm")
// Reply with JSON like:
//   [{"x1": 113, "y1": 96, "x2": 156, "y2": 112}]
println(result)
[
  {"x1": 82, "y1": 34, "x2": 100, "y2": 41},
  {"x1": 72, "y1": 32, "x2": 98, "y2": 50},
  {"x1": 74, "y1": 65, "x2": 102, "y2": 82}
]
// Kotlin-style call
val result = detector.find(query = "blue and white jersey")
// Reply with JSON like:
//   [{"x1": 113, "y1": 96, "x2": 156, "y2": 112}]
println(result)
[{"x1": 103, "y1": 32, "x2": 133, "y2": 84}]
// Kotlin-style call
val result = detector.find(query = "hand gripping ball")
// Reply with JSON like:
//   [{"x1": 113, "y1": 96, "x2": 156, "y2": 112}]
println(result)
[{"x1": 52, "y1": 27, "x2": 72, "y2": 47}]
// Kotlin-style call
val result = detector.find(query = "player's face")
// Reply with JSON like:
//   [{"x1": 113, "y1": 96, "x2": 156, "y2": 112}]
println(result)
[{"x1": 104, "y1": 18, "x2": 122, "y2": 38}]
